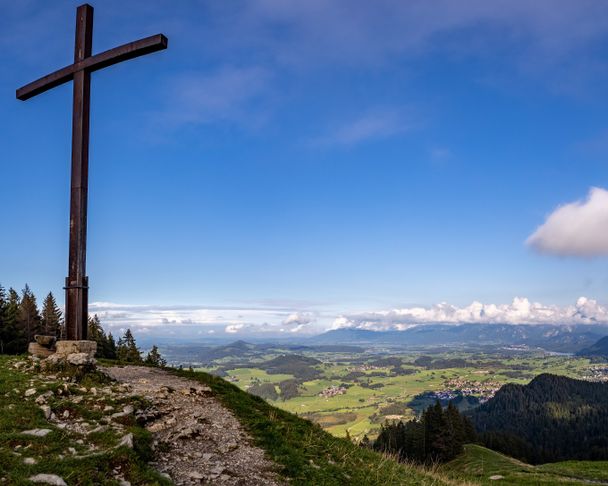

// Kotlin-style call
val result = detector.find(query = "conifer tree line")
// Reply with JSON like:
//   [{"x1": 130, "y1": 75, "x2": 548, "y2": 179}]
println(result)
[
  {"x1": 0, "y1": 283, "x2": 166, "y2": 366},
  {"x1": 88, "y1": 315, "x2": 166, "y2": 366},
  {"x1": 0, "y1": 284, "x2": 63, "y2": 354},
  {"x1": 370, "y1": 401, "x2": 477, "y2": 464}
]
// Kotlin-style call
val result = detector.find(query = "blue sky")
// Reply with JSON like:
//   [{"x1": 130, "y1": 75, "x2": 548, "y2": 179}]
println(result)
[{"x1": 3, "y1": 1, "x2": 608, "y2": 337}]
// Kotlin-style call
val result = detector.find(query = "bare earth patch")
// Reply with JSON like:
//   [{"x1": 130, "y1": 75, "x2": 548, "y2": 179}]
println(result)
[{"x1": 103, "y1": 366, "x2": 284, "y2": 486}]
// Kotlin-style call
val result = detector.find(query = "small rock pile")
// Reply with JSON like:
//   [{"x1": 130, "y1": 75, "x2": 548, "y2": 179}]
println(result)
[{"x1": 41, "y1": 340, "x2": 97, "y2": 370}]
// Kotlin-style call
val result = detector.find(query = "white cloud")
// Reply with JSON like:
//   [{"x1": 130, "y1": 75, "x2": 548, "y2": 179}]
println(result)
[
  {"x1": 332, "y1": 296, "x2": 608, "y2": 330},
  {"x1": 527, "y1": 187, "x2": 608, "y2": 257},
  {"x1": 225, "y1": 323, "x2": 246, "y2": 334},
  {"x1": 282, "y1": 311, "x2": 316, "y2": 332}
]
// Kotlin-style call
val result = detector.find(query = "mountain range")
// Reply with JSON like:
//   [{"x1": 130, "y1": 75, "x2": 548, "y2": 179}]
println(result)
[{"x1": 310, "y1": 323, "x2": 608, "y2": 353}]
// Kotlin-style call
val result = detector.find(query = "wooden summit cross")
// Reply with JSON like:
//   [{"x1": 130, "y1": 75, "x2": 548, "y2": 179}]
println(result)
[{"x1": 16, "y1": 4, "x2": 168, "y2": 341}]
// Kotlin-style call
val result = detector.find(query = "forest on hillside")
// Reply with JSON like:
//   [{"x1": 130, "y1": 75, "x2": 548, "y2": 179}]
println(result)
[{"x1": 471, "y1": 373, "x2": 608, "y2": 463}]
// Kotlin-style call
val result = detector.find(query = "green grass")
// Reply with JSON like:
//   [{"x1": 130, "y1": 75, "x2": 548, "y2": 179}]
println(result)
[
  {"x1": 538, "y1": 460, "x2": 608, "y2": 482},
  {"x1": 441, "y1": 444, "x2": 608, "y2": 485},
  {"x1": 0, "y1": 355, "x2": 170, "y2": 485},
  {"x1": 174, "y1": 368, "x2": 452, "y2": 486}
]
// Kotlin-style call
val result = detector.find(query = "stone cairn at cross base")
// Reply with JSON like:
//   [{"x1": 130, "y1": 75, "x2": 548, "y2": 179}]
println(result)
[{"x1": 29, "y1": 336, "x2": 97, "y2": 369}]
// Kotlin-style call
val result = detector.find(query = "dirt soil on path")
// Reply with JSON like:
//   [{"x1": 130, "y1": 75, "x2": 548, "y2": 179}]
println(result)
[{"x1": 103, "y1": 366, "x2": 284, "y2": 486}]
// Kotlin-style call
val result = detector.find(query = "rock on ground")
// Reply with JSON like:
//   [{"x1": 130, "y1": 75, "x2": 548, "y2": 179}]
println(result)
[
  {"x1": 22, "y1": 428, "x2": 51, "y2": 437},
  {"x1": 28, "y1": 474, "x2": 67, "y2": 485},
  {"x1": 103, "y1": 366, "x2": 283, "y2": 486}
]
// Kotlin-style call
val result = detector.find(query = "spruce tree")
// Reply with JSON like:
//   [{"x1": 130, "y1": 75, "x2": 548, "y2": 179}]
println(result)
[
  {"x1": 41, "y1": 292, "x2": 63, "y2": 337},
  {"x1": 88, "y1": 314, "x2": 109, "y2": 358},
  {"x1": 446, "y1": 401, "x2": 465, "y2": 458},
  {"x1": 359, "y1": 434, "x2": 371, "y2": 448},
  {"x1": 19, "y1": 284, "x2": 41, "y2": 343},
  {"x1": 0, "y1": 285, "x2": 7, "y2": 354},
  {"x1": 106, "y1": 333, "x2": 117, "y2": 360},
  {"x1": 144, "y1": 345, "x2": 166, "y2": 367},
  {"x1": 117, "y1": 329, "x2": 142, "y2": 363},
  {"x1": 4, "y1": 288, "x2": 25, "y2": 353}
]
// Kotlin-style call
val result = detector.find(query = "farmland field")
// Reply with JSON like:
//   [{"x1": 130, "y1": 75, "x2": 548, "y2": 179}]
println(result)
[{"x1": 192, "y1": 346, "x2": 596, "y2": 439}]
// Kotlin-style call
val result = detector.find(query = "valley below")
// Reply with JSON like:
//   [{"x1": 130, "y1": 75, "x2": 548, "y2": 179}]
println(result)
[{"x1": 160, "y1": 341, "x2": 603, "y2": 440}]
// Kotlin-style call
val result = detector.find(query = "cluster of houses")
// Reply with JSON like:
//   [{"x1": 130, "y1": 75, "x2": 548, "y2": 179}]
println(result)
[
  {"x1": 582, "y1": 366, "x2": 608, "y2": 382},
  {"x1": 349, "y1": 364, "x2": 381, "y2": 372},
  {"x1": 319, "y1": 385, "x2": 348, "y2": 398},
  {"x1": 433, "y1": 378, "x2": 502, "y2": 403}
]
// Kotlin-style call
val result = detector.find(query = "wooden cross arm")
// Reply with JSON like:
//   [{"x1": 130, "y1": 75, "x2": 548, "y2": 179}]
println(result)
[{"x1": 16, "y1": 34, "x2": 168, "y2": 101}]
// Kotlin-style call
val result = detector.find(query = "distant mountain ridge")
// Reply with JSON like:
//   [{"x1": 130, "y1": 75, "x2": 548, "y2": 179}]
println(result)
[
  {"x1": 311, "y1": 324, "x2": 608, "y2": 352},
  {"x1": 577, "y1": 335, "x2": 608, "y2": 360}
]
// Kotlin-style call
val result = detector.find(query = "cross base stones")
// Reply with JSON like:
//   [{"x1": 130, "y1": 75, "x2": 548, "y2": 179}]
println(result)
[
  {"x1": 55, "y1": 340, "x2": 96, "y2": 357},
  {"x1": 28, "y1": 335, "x2": 58, "y2": 358},
  {"x1": 39, "y1": 340, "x2": 98, "y2": 373},
  {"x1": 28, "y1": 343, "x2": 55, "y2": 358}
]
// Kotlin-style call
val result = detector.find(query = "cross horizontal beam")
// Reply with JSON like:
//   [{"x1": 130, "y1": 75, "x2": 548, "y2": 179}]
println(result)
[{"x1": 16, "y1": 33, "x2": 168, "y2": 101}]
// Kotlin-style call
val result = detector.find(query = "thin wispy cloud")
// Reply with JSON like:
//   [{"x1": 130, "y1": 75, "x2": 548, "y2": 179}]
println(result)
[
  {"x1": 527, "y1": 187, "x2": 608, "y2": 257},
  {"x1": 310, "y1": 110, "x2": 414, "y2": 147},
  {"x1": 231, "y1": 1, "x2": 608, "y2": 74},
  {"x1": 158, "y1": 1, "x2": 608, "y2": 130},
  {"x1": 162, "y1": 66, "x2": 274, "y2": 129}
]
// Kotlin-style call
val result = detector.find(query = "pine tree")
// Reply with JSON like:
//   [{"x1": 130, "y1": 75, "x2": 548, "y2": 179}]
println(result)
[
  {"x1": 359, "y1": 434, "x2": 371, "y2": 448},
  {"x1": 41, "y1": 292, "x2": 62, "y2": 337},
  {"x1": 106, "y1": 333, "x2": 117, "y2": 360},
  {"x1": 0, "y1": 285, "x2": 7, "y2": 354},
  {"x1": 18, "y1": 284, "x2": 41, "y2": 343},
  {"x1": 117, "y1": 329, "x2": 142, "y2": 363},
  {"x1": 446, "y1": 401, "x2": 465, "y2": 458},
  {"x1": 88, "y1": 314, "x2": 109, "y2": 358},
  {"x1": 4, "y1": 288, "x2": 25, "y2": 353},
  {"x1": 144, "y1": 345, "x2": 166, "y2": 367}
]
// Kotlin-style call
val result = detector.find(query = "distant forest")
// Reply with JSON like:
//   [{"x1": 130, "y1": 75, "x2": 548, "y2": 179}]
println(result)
[
  {"x1": 0, "y1": 283, "x2": 164, "y2": 366},
  {"x1": 471, "y1": 373, "x2": 608, "y2": 463}
]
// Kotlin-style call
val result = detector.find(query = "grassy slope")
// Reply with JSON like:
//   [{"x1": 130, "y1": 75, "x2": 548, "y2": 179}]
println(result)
[
  {"x1": 0, "y1": 355, "x2": 170, "y2": 485},
  {"x1": 5, "y1": 355, "x2": 605, "y2": 486},
  {"x1": 442, "y1": 444, "x2": 608, "y2": 486},
  {"x1": 175, "y1": 368, "x2": 452, "y2": 486}
]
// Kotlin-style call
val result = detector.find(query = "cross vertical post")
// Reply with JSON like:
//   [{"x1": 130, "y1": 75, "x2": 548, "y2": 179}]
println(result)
[{"x1": 65, "y1": 4, "x2": 93, "y2": 340}]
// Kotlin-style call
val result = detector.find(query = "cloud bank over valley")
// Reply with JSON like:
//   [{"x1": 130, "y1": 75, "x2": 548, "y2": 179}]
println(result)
[{"x1": 90, "y1": 296, "x2": 608, "y2": 338}]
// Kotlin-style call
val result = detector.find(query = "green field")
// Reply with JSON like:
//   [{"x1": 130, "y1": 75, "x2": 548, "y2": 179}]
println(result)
[
  {"x1": 442, "y1": 444, "x2": 608, "y2": 485},
  {"x1": 197, "y1": 351, "x2": 594, "y2": 439}
]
